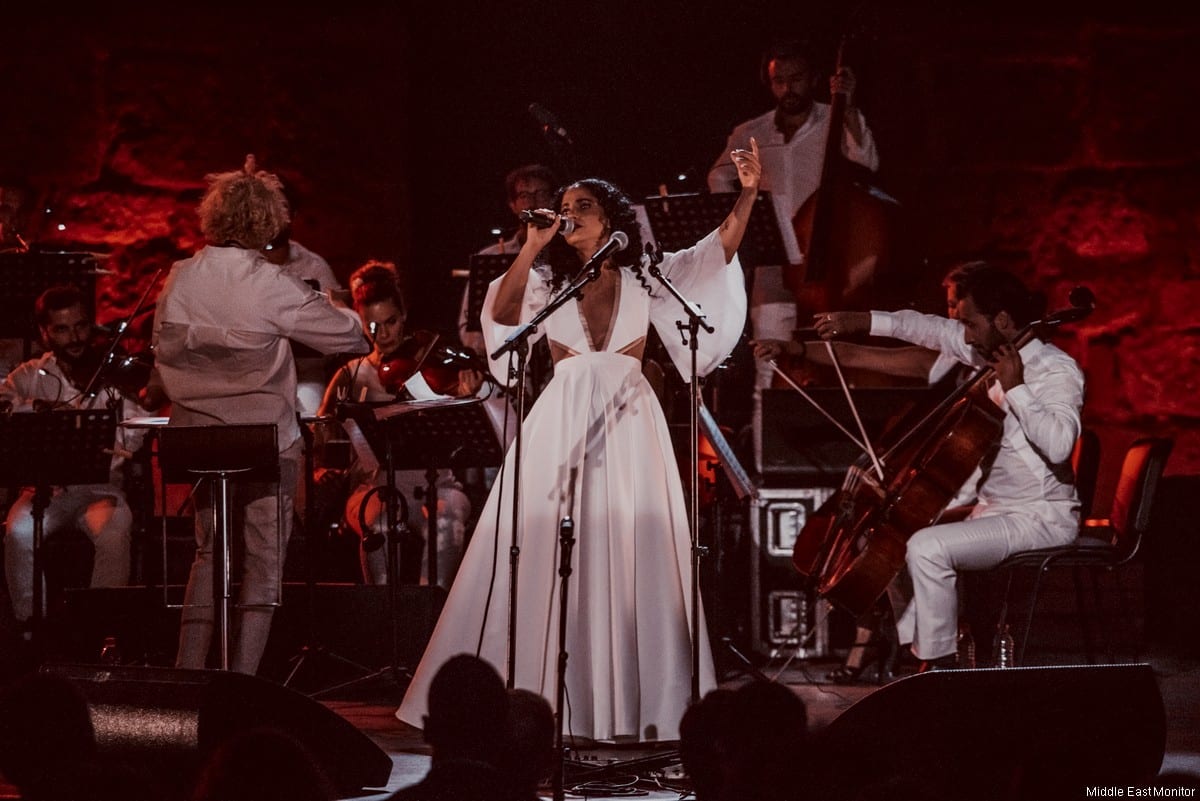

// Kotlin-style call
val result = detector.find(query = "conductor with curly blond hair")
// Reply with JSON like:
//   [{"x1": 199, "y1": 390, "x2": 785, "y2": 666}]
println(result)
[{"x1": 152, "y1": 156, "x2": 369, "y2": 674}]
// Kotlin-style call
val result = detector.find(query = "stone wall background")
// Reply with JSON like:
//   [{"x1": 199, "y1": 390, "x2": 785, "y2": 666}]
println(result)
[{"x1": 3, "y1": 4, "x2": 1199, "y2": 511}]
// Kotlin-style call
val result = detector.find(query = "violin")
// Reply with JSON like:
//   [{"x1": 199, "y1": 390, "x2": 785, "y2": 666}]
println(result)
[
  {"x1": 377, "y1": 329, "x2": 480, "y2": 398},
  {"x1": 55, "y1": 326, "x2": 154, "y2": 400}
]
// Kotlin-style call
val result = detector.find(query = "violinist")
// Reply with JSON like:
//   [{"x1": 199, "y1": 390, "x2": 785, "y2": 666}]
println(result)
[
  {"x1": 317, "y1": 260, "x2": 474, "y2": 589},
  {"x1": 1, "y1": 285, "x2": 153, "y2": 629},
  {"x1": 707, "y1": 37, "x2": 880, "y2": 470},
  {"x1": 815, "y1": 265, "x2": 1084, "y2": 672}
]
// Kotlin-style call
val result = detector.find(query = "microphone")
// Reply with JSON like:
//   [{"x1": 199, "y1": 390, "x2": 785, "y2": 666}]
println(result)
[
  {"x1": 587, "y1": 231, "x2": 629, "y2": 265},
  {"x1": 528, "y1": 103, "x2": 573, "y2": 145},
  {"x1": 518, "y1": 209, "x2": 576, "y2": 235}
]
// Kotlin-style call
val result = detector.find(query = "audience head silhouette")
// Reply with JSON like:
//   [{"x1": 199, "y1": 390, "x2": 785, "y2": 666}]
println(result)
[
  {"x1": 680, "y1": 680, "x2": 809, "y2": 801},
  {"x1": 499, "y1": 688, "x2": 556, "y2": 800},
  {"x1": 423, "y1": 653, "x2": 510, "y2": 764}
]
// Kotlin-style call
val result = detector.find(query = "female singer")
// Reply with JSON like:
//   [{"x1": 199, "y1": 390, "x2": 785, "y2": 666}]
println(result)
[{"x1": 398, "y1": 140, "x2": 761, "y2": 743}]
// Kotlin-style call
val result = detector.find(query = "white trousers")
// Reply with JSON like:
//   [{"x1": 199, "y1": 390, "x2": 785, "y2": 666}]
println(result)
[
  {"x1": 889, "y1": 510, "x2": 1075, "y2": 660},
  {"x1": 175, "y1": 439, "x2": 301, "y2": 675},
  {"x1": 4, "y1": 483, "x2": 132, "y2": 622}
]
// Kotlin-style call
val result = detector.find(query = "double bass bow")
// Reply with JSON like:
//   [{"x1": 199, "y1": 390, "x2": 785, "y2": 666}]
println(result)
[{"x1": 786, "y1": 287, "x2": 1096, "y2": 618}]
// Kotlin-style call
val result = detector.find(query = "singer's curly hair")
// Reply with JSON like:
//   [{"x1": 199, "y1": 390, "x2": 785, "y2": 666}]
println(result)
[
  {"x1": 541, "y1": 178, "x2": 646, "y2": 292},
  {"x1": 197, "y1": 155, "x2": 290, "y2": 250},
  {"x1": 348, "y1": 260, "x2": 406, "y2": 317}
]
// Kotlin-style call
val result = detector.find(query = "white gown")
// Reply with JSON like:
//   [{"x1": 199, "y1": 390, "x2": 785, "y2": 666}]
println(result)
[{"x1": 396, "y1": 229, "x2": 747, "y2": 742}]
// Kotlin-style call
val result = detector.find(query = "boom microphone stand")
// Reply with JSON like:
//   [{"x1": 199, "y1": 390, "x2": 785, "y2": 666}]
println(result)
[
  {"x1": 645, "y1": 245, "x2": 713, "y2": 704},
  {"x1": 489, "y1": 231, "x2": 628, "y2": 688}
]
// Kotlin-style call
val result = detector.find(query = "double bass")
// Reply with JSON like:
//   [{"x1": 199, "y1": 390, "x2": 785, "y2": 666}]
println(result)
[
  {"x1": 776, "y1": 35, "x2": 902, "y2": 390},
  {"x1": 783, "y1": 36, "x2": 895, "y2": 325},
  {"x1": 791, "y1": 288, "x2": 1096, "y2": 618}
]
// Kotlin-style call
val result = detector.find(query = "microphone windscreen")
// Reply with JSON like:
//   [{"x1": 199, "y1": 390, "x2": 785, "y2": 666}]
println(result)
[{"x1": 611, "y1": 231, "x2": 629, "y2": 251}]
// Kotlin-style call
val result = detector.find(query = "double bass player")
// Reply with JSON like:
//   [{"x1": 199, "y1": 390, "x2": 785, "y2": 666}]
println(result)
[{"x1": 708, "y1": 37, "x2": 880, "y2": 472}]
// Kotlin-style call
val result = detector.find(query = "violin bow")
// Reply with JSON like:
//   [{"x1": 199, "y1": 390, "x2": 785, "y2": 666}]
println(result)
[{"x1": 79, "y1": 267, "x2": 164, "y2": 400}]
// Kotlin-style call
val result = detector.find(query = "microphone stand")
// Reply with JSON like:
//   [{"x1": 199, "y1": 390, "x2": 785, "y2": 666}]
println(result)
[
  {"x1": 489, "y1": 249, "x2": 608, "y2": 689},
  {"x1": 646, "y1": 249, "x2": 714, "y2": 704},
  {"x1": 550, "y1": 475, "x2": 577, "y2": 801}
]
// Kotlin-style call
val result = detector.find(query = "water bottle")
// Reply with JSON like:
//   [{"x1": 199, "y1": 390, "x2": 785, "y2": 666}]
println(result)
[
  {"x1": 100, "y1": 636, "x2": 121, "y2": 666},
  {"x1": 957, "y1": 622, "x2": 976, "y2": 669},
  {"x1": 994, "y1": 624, "x2": 1015, "y2": 668}
]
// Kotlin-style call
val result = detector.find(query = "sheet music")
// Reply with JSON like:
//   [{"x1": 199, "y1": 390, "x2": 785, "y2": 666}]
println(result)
[{"x1": 371, "y1": 396, "x2": 481, "y2": 422}]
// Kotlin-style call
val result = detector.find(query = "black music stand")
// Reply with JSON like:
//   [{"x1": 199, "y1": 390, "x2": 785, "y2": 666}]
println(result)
[
  {"x1": 157, "y1": 424, "x2": 279, "y2": 672},
  {"x1": 642, "y1": 191, "x2": 788, "y2": 269},
  {"x1": 0, "y1": 410, "x2": 116, "y2": 651},
  {"x1": 315, "y1": 398, "x2": 503, "y2": 696},
  {"x1": 0, "y1": 251, "x2": 99, "y2": 357},
  {"x1": 464, "y1": 253, "x2": 516, "y2": 333}
]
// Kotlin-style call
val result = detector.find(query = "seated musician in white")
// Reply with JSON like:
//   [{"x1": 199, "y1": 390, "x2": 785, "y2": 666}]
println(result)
[
  {"x1": 795, "y1": 265, "x2": 1084, "y2": 671},
  {"x1": 1, "y1": 286, "x2": 150, "y2": 628}
]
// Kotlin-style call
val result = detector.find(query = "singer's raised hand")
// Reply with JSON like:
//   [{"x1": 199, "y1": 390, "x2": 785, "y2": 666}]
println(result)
[
  {"x1": 718, "y1": 136, "x2": 761, "y2": 261},
  {"x1": 731, "y1": 136, "x2": 762, "y2": 190}
]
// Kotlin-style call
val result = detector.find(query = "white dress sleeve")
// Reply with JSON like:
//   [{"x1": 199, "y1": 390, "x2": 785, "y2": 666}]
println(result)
[
  {"x1": 480, "y1": 263, "x2": 552, "y2": 386},
  {"x1": 650, "y1": 228, "x2": 747, "y2": 382}
]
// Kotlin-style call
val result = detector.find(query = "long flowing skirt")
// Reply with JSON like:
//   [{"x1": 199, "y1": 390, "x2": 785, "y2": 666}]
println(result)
[{"x1": 396, "y1": 352, "x2": 715, "y2": 742}]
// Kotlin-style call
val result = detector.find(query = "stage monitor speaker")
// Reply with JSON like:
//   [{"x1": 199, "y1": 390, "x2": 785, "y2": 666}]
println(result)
[
  {"x1": 39, "y1": 663, "x2": 393, "y2": 797},
  {"x1": 810, "y1": 664, "x2": 1165, "y2": 800}
]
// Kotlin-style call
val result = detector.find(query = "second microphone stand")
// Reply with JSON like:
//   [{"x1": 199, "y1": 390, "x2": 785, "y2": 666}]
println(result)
[{"x1": 646, "y1": 245, "x2": 714, "y2": 704}]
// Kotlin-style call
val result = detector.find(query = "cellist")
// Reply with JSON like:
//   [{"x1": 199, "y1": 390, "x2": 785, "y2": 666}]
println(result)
[
  {"x1": 813, "y1": 265, "x2": 1084, "y2": 671},
  {"x1": 707, "y1": 37, "x2": 879, "y2": 471},
  {"x1": 753, "y1": 260, "x2": 990, "y2": 681}
]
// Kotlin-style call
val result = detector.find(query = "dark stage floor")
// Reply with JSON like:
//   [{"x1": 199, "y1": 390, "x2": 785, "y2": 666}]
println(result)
[
  {"x1": 2, "y1": 570, "x2": 1198, "y2": 799},
  {"x1": 327, "y1": 645, "x2": 1200, "y2": 800}
]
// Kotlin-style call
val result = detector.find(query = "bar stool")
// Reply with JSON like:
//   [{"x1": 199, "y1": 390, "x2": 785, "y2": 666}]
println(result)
[{"x1": 158, "y1": 424, "x2": 279, "y2": 670}]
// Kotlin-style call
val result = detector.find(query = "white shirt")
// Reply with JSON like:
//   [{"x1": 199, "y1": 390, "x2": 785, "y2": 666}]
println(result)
[
  {"x1": 274, "y1": 239, "x2": 342, "y2": 292},
  {"x1": 708, "y1": 103, "x2": 879, "y2": 264},
  {"x1": 871, "y1": 309, "x2": 1084, "y2": 529},
  {"x1": 152, "y1": 245, "x2": 368, "y2": 452}
]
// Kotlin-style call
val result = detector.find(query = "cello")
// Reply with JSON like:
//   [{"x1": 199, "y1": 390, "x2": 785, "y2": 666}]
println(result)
[{"x1": 791, "y1": 287, "x2": 1096, "y2": 618}]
